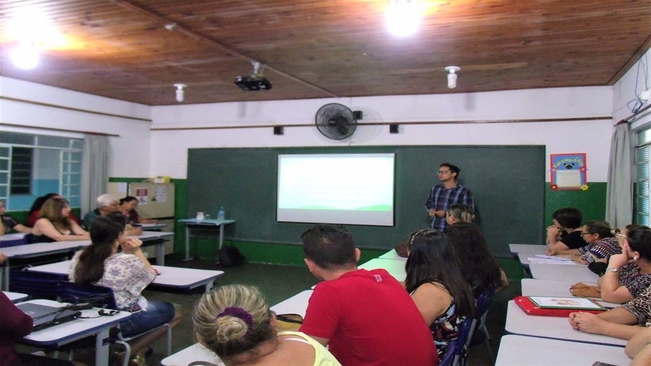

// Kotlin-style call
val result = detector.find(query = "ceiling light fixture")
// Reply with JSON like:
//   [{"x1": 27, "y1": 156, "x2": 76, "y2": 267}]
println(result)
[
  {"x1": 10, "y1": 42, "x2": 39, "y2": 69},
  {"x1": 386, "y1": 0, "x2": 422, "y2": 37},
  {"x1": 174, "y1": 83, "x2": 186, "y2": 102},
  {"x1": 444, "y1": 66, "x2": 460, "y2": 89}
]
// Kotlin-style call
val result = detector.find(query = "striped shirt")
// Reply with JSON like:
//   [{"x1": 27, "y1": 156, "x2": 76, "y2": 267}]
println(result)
[
  {"x1": 578, "y1": 237, "x2": 621, "y2": 264},
  {"x1": 425, "y1": 183, "x2": 474, "y2": 231}
]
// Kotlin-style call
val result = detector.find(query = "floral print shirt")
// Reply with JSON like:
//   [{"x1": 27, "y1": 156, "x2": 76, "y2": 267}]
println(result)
[{"x1": 70, "y1": 251, "x2": 155, "y2": 310}]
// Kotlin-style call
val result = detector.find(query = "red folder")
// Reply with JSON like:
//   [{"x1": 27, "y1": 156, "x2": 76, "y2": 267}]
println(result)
[{"x1": 514, "y1": 296, "x2": 606, "y2": 317}]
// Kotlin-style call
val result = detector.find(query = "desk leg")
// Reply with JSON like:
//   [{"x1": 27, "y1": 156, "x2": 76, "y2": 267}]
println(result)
[
  {"x1": 204, "y1": 279, "x2": 215, "y2": 293},
  {"x1": 95, "y1": 328, "x2": 110, "y2": 366},
  {"x1": 219, "y1": 224, "x2": 225, "y2": 251},
  {"x1": 1, "y1": 262, "x2": 8, "y2": 291},
  {"x1": 156, "y1": 241, "x2": 165, "y2": 266},
  {"x1": 184, "y1": 226, "x2": 192, "y2": 261}
]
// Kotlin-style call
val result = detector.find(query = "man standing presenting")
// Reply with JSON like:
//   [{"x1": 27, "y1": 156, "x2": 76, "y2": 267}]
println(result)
[
  {"x1": 426, "y1": 162, "x2": 474, "y2": 231},
  {"x1": 299, "y1": 225, "x2": 438, "y2": 366}
]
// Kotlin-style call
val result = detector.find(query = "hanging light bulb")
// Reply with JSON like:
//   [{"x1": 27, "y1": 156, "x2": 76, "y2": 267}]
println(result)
[
  {"x1": 386, "y1": 0, "x2": 422, "y2": 37},
  {"x1": 445, "y1": 66, "x2": 460, "y2": 89},
  {"x1": 174, "y1": 84, "x2": 186, "y2": 103},
  {"x1": 10, "y1": 43, "x2": 39, "y2": 69}
]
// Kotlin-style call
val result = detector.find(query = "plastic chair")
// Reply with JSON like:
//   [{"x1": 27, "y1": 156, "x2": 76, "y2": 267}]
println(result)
[
  {"x1": 58, "y1": 281, "x2": 173, "y2": 366},
  {"x1": 9, "y1": 269, "x2": 68, "y2": 300},
  {"x1": 438, "y1": 341, "x2": 457, "y2": 366},
  {"x1": 451, "y1": 316, "x2": 475, "y2": 366},
  {"x1": 466, "y1": 289, "x2": 495, "y2": 362}
]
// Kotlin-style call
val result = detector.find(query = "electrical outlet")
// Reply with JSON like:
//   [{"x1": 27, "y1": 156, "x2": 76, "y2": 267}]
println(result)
[{"x1": 642, "y1": 90, "x2": 651, "y2": 102}]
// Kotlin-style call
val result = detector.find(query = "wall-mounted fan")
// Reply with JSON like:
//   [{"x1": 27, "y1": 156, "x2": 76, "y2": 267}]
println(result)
[{"x1": 315, "y1": 103, "x2": 358, "y2": 140}]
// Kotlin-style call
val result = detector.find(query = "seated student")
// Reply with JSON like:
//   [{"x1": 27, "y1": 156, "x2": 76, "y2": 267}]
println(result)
[
  {"x1": 445, "y1": 222, "x2": 509, "y2": 296},
  {"x1": 0, "y1": 201, "x2": 31, "y2": 235},
  {"x1": 83, "y1": 194, "x2": 142, "y2": 236},
  {"x1": 30, "y1": 197, "x2": 89, "y2": 242},
  {"x1": 597, "y1": 224, "x2": 651, "y2": 303},
  {"x1": 119, "y1": 196, "x2": 157, "y2": 225},
  {"x1": 549, "y1": 221, "x2": 621, "y2": 264},
  {"x1": 70, "y1": 214, "x2": 181, "y2": 364},
  {"x1": 193, "y1": 284, "x2": 341, "y2": 366},
  {"x1": 27, "y1": 193, "x2": 80, "y2": 227},
  {"x1": 569, "y1": 283, "x2": 651, "y2": 340},
  {"x1": 546, "y1": 207, "x2": 587, "y2": 255},
  {"x1": 299, "y1": 224, "x2": 438, "y2": 366},
  {"x1": 405, "y1": 228, "x2": 475, "y2": 361},
  {"x1": 0, "y1": 291, "x2": 83, "y2": 366},
  {"x1": 626, "y1": 326, "x2": 651, "y2": 364},
  {"x1": 445, "y1": 203, "x2": 475, "y2": 226}
]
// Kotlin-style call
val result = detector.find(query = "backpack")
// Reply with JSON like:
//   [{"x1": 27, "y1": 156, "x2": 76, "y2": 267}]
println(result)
[{"x1": 218, "y1": 244, "x2": 244, "y2": 267}]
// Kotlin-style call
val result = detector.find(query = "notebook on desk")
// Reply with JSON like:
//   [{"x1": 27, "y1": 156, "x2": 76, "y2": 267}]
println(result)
[{"x1": 17, "y1": 303, "x2": 82, "y2": 331}]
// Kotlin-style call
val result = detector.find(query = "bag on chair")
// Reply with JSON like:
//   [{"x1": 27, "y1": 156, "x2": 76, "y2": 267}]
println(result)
[{"x1": 218, "y1": 244, "x2": 244, "y2": 267}]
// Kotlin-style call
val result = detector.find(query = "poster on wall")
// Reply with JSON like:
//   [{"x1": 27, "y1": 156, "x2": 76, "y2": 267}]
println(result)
[
  {"x1": 135, "y1": 188, "x2": 149, "y2": 204},
  {"x1": 550, "y1": 153, "x2": 588, "y2": 190}
]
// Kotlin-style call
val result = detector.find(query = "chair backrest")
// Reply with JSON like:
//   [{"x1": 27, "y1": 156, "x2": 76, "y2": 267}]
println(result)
[
  {"x1": 439, "y1": 341, "x2": 457, "y2": 366},
  {"x1": 9, "y1": 270, "x2": 69, "y2": 300},
  {"x1": 452, "y1": 317, "x2": 475, "y2": 366},
  {"x1": 476, "y1": 289, "x2": 495, "y2": 319},
  {"x1": 58, "y1": 281, "x2": 119, "y2": 309}
]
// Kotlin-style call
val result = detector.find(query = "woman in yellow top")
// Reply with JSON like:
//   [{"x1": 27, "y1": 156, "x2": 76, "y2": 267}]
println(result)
[{"x1": 193, "y1": 284, "x2": 341, "y2": 366}]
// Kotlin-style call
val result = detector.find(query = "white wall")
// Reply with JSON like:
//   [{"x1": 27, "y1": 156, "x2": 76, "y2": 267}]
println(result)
[
  {"x1": 150, "y1": 86, "x2": 614, "y2": 181},
  {"x1": 0, "y1": 76, "x2": 151, "y2": 178},
  {"x1": 613, "y1": 49, "x2": 651, "y2": 130}
]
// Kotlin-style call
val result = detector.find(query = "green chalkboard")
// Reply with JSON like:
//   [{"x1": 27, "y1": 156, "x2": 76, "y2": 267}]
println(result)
[{"x1": 187, "y1": 145, "x2": 545, "y2": 256}]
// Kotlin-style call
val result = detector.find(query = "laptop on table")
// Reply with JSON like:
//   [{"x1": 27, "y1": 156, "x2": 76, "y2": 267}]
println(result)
[{"x1": 17, "y1": 303, "x2": 82, "y2": 331}]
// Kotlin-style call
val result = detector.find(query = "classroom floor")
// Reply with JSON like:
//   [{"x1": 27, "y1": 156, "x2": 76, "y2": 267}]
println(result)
[{"x1": 21, "y1": 257, "x2": 520, "y2": 365}]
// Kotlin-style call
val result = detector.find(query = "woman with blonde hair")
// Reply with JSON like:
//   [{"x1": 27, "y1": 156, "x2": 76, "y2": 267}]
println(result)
[
  {"x1": 193, "y1": 285, "x2": 341, "y2": 366},
  {"x1": 445, "y1": 204, "x2": 475, "y2": 226},
  {"x1": 30, "y1": 197, "x2": 88, "y2": 242}
]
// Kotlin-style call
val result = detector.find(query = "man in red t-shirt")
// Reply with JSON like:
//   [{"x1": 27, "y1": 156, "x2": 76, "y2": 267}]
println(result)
[{"x1": 299, "y1": 225, "x2": 439, "y2": 366}]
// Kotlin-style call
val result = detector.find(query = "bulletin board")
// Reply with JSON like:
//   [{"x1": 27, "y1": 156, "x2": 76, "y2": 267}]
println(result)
[{"x1": 550, "y1": 153, "x2": 588, "y2": 190}]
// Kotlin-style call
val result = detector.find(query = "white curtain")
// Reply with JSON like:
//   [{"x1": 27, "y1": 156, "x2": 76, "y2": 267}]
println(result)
[
  {"x1": 606, "y1": 122, "x2": 633, "y2": 228},
  {"x1": 81, "y1": 135, "x2": 110, "y2": 216}
]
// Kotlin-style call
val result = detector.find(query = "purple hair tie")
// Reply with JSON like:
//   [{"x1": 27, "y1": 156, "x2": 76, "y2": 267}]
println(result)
[{"x1": 216, "y1": 306, "x2": 254, "y2": 330}]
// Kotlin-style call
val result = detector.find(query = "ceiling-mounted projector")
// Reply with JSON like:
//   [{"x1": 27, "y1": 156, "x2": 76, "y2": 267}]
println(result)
[
  {"x1": 234, "y1": 76, "x2": 272, "y2": 91},
  {"x1": 235, "y1": 61, "x2": 272, "y2": 91}
]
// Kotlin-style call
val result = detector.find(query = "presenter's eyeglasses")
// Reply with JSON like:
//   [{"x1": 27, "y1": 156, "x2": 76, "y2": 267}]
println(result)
[{"x1": 437, "y1": 170, "x2": 451, "y2": 174}]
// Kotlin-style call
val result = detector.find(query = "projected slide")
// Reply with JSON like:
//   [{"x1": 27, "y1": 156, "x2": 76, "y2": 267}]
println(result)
[{"x1": 277, "y1": 153, "x2": 395, "y2": 226}]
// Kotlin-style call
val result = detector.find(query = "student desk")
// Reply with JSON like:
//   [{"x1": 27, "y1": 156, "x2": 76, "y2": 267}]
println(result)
[
  {"x1": 496, "y1": 335, "x2": 630, "y2": 365},
  {"x1": 0, "y1": 233, "x2": 28, "y2": 247},
  {"x1": 518, "y1": 252, "x2": 579, "y2": 267},
  {"x1": 135, "y1": 231, "x2": 175, "y2": 266},
  {"x1": 529, "y1": 262, "x2": 598, "y2": 282},
  {"x1": 0, "y1": 241, "x2": 84, "y2": 291},
  {"x1": 4, "y1": 290, "x2": 28, "y2": 302},
  {"x1": 269, "y1": 290, "x2": 313, "y2": 317},
  {"x1": 521, "y1": 278, "x2": 620, "y2": 308},
  {"x1": 140, "y1": 223, "x2": 167, "y2": 231},
  {"x1": 19, "y1": 299, "x2": 131, "y2": 366},
  {"x1": 178, "y1": 219, "x2": 236, "y2": 261},
  {"x1": 378, "y1": 250, "x2": 407, "y2": 261},
  {"x1": 27, "y1": 260, "x2": 225, "y2": 293},
  {"x1": 504, "y1": 300, "x2": 626, "y2": 346},
  {"x1": 358, "y1": 258, "x2": 406, "y2": 282},
  {"x1": 509, "y1": 243, "x2": 546, "y2": 255},
  {"x1": 0, "y1": 231, "x2": 173, "y2": 291},
  {"x1": 161, "y1": 343, "x2": 222, "y2": 366},
  {"x1": 162, "y1": 290, "x2": 314, "y2": 366}
]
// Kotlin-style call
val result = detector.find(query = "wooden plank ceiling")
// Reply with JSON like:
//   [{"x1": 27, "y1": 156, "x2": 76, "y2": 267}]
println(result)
[{"x1": 0, "y1": 0, "x2": 650, "y2": 106}]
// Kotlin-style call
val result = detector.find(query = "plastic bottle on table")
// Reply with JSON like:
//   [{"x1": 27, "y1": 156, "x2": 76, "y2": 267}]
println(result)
[{"x1": 217, "y1": 206, "x2": 226, "y2": 221}]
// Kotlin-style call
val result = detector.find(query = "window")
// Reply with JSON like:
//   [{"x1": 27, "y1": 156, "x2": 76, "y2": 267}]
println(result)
[
  {"x1": 636, "y1": 128, "x2": 651, "y2": 226},
  {"x1": 10, "y1": 147, "x2": 33, "y2": 195},
  {"x1": 0, "y1": 132, "x2": 83, "y2": 211}
]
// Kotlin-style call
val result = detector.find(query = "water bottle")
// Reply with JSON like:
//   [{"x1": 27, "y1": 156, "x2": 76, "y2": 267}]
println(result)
[{"x1": 217, "y1": 206, "x2": 226, "y2": 221}]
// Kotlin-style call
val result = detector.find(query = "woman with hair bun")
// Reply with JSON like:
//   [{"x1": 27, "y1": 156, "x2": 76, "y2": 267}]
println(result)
[
  {"x1": 445, "y1": 204, "x2": 475, "y2": 226},
  {"x1": 193, "y1": 284, "x2": 341, "y2": 366}
]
